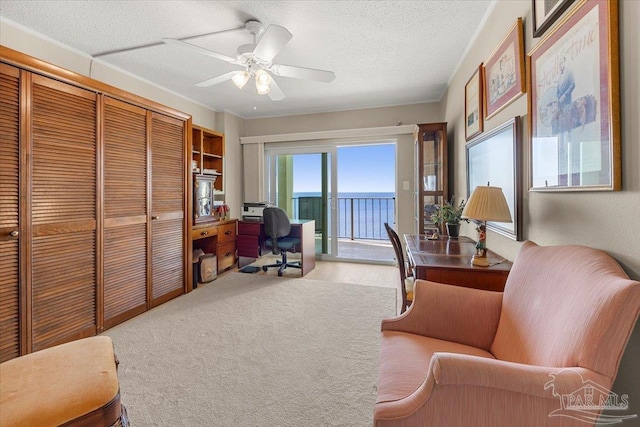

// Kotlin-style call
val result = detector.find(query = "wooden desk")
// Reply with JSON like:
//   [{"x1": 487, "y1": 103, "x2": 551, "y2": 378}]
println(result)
[
  {"x1": 237, "y1": 219, "x2": 316, "y2": 276},
  {"x1": 192, "y1": 219, "x2": 238, "y2": 273},
  {"x1": 404, "y1": 235, "x2": 511, "y2": 292}
]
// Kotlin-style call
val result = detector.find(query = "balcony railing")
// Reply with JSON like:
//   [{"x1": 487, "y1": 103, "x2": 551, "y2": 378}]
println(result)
[{"x1": 292, "y1": 196, "x2": 395, "y2": 240}]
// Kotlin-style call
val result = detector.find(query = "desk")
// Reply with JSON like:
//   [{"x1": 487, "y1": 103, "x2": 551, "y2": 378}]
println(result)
[
  {"x1": 237, "y1": 219, "x2": 316, "y2": 276},
  {"x1": 404, "y1": 235, "x2": 511, "y2": 292},
  {"x1": 192, "y1": 219, "x2": 238, "y2": 273}
]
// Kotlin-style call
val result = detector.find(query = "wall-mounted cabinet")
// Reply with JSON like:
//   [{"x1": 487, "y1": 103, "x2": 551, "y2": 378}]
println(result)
[
  {"x1": 414, "y1": 123, "x2": 448, "y2": 235},
  {"x1": 192, "y1": 126, "x2": 224, "y2": 192}
]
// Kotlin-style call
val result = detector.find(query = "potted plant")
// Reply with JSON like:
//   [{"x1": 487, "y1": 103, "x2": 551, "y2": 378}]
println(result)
[{"x1": 430, "y1": 197, "x2": 469, "y2": 238}]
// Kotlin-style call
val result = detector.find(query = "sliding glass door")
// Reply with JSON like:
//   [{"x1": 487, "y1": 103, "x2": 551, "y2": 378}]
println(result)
[
  {"x1": 265, "y1": 142, "x2": 397, "y2": 262},
  {"x1": 265, "y1": 147, "x2": 338, "y2": 258}
]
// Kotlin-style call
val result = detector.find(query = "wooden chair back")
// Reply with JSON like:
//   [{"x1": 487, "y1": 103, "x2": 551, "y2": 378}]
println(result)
[{"x1": 384, "y1": 223, "x2": 411, "y2": 313}]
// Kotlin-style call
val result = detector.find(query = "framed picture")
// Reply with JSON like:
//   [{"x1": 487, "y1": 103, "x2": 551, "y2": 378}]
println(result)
[
  {"x1": 465, "y1": 65, "x2": 484, "y2": 140},
  {"x1": 483, "y1": 18, "x2": 525, "y2": 120},
  {"x1": 533, "y1": 0, "x2": 576, "y2": 38},
  {"x1": 528, "y1": 0, "x2": 620, "y2": 191},
  {"x1": 466, "y1": 117, "x2": 522, "y2": 241}
]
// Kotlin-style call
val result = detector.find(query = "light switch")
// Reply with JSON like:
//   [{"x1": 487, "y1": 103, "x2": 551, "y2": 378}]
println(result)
[{"x1": 402, "y1": 180, "x2": 410, "y2": 191}]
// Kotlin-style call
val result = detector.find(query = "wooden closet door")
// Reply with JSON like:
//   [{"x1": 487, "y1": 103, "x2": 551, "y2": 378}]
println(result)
[
  {"x1": 0, "y1": 64, "x2": 22, "y2": 362},
  {"x1": 30, "y1": 75, "x2": 97, "y2": 352},
  {"x1": 102, "y1": 97, "x2": 148, "y2": 329},
  {"x1": 150, "y1": 112, "x2": 185, "y2": 307}
]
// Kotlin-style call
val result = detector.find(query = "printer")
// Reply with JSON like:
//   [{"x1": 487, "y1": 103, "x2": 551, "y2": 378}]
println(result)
[{"x1": 242, "y1": 202, "x2": 271, "y2": 221}]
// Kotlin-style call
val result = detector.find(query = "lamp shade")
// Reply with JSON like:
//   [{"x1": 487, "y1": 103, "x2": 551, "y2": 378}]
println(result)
[
  {"x1": 255, "y1": 69, "x2": 271, "y2": 85},
  {"x1": 254, "y1": 69, "x2": 271, "y2": 95},
  {"x1": 461, "y1": 186, "x2": 512, "y2": 222},
  {"x1": 232, "y1": 71, "x2": 250, "y2": 89},
  {"x1": 255, "y1": 81, "x2": 271, "y2": 95}
]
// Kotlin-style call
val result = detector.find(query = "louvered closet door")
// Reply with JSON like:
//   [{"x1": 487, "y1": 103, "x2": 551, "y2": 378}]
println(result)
[
  {"x1": 150, "y1": 112, "x2": 185, "y2": 306},
  {"x1": 0, "y1": 64, "x2": 21, "y2": 362},
  {"x1": 103, "y1": 98, "x2": 148, "y2": 328},
  {"x1": 30, "y1": 75, "x2": 97, "y2": 352}
]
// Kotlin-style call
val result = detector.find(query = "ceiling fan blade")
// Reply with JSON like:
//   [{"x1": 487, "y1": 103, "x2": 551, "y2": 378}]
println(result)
[
  {"x1": 162, "y1": 38, "x2": 237, "y2": 63},
  {"x1": 267, "y1": 78, "x2": 286, "y2": 101},
  {"x1": 269, "y1": 64, "x2": 336, "y2": 82},
  {"x1": 253, "y1": 25, "x2": 292, "y2": 62},
  {"x1": 196, "y1": 71, "x2": 238, "y2": 87}
]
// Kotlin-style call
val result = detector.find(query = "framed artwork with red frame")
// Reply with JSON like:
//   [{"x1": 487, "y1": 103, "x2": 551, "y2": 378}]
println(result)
[
  {"x1": 528, "y1": 0, "x2": 620, "y2": 191},
  {"x1": 483, "y1": 18, "x2": 525, "y2": 120}
]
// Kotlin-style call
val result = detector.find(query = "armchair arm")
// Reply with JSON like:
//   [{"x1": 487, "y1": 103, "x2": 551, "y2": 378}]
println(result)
[
  {"x1": 375, "y1": 353, "x2": 611, "y2": 425},
  {"x1": 381, "y1": 280, "x2": 502, "y2": 350},
  {"x1": 431, "y1": 353, "x2": 610, "y2": 399}
]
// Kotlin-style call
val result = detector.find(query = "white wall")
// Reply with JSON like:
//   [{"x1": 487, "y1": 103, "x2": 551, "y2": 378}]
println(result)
[
  {"x1": 444, "y1": 0, "x2": 640, "y2": 277},
  {"x1": 216, "y1": 112, "x2": 244, "y2": 217},
  {"x1": 244, "y1": 103, "x2": 441, "y2": 135},
  {"x1": 442, "y1": 0, "x2": 640, "y2": 418}
]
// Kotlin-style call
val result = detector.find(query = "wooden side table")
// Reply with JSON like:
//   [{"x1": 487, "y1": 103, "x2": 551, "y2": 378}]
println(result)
[{"x1": 404, "y1": 235, "x2": 511, "y2": 292}]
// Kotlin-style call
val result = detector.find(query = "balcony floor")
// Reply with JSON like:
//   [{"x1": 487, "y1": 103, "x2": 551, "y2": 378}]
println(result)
[{"x1": 317, "y1": 238, "x2": 395, "y2": 264}]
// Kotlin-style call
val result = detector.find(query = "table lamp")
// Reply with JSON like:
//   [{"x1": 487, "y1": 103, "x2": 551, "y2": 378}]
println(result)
[{"x1": 461, "y1": 185, "x2": 512, "y2": 267}]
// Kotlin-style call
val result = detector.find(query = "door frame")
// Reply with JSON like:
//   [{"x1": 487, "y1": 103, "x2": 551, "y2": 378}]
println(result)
[{"x1": 264, "y1": 145, "x2": 338, "y2": 259}]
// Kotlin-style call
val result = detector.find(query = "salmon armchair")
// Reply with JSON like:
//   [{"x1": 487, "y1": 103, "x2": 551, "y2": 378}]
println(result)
[{"x1": 374, "y1": 241, "x2": 640, "y2": 427}]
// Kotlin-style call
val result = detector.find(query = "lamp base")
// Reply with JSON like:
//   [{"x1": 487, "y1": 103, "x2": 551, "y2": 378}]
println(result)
[{"x1": 471, "y1": 255, "x2": 490, "y2": 267}]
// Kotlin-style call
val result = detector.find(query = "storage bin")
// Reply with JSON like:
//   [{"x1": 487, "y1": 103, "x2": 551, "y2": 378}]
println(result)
[{"x1": 199, "y1": 253, "x2": 217, "y2": 283}]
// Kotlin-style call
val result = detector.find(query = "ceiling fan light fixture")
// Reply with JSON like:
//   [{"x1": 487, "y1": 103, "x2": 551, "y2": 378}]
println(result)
[
  {"x1": 256, "y1": 81, "x2": 271, "y2": 95},
  {"x1": 254, "y1": 69, "x2": 271, "y2": 95},
  {"x1": 255, "y1": 69, "x2": 271, "y2": 85},
  {"x1": 169, "y1": 21, "x2": 335, "y2": 101},
  {"x1": 232, "y1": 71, "x2": 250, "y2": 89}
]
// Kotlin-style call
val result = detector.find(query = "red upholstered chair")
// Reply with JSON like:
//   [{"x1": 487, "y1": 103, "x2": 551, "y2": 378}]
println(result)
[{"x1": 374, "y1": 241, "x2": 640, "y2": 426}]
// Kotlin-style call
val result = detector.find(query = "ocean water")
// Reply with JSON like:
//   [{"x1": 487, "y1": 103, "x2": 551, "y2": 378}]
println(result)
[{"x1": 292, "y1": 192, "x2": 395, "y2": 240}]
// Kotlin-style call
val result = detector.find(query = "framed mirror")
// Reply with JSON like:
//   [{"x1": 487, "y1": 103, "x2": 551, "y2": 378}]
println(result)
[{"x1": 466, "y1": 117, "x2": 523, "y2": 241}]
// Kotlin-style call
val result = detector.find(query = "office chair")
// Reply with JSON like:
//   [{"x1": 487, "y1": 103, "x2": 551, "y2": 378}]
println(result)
[
  {"x1": 262, "y1": 207, "x2": 302, "y2": 276},
  {"x1": 384, "y1": 223, "x2": 414, "y2": 313}
]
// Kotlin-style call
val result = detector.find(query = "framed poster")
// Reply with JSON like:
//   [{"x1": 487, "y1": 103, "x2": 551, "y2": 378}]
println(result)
[
  {"x1": 528, "y1": 0, "x2": 620, "y2": 191},
  {"x1": 533, "y1": 0, "x2": 576, "y2": 38},
  {"x1": 466, "y1": 117, "x2": 522, "y2": 241},
  {"x1": 483, "y1": 18, "x2": 525, "y2": 120},
  {"x1": 465, "y1": 65, "x2": 484, "y2": 140}
]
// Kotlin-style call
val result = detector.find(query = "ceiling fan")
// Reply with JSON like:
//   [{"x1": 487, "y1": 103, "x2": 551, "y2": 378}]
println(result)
[{"x1": 162, "y1": 20, "x2": 336, "y2": 101}]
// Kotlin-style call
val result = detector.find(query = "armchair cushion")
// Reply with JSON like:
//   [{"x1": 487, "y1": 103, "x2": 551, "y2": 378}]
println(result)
[
  {"x1": 376, "y1": 333, "x2": 495, "y2": 405},
  {"x1": 0, "y1": 336, "x2": 124, "y2": 427}
]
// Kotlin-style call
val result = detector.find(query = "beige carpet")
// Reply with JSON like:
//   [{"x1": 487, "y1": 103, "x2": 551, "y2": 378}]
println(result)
[
  {"x1": 237, "y1": 253, "x2": 305, "y2": 278},
  {"x1": 103, "y1": 272, "x2": 396, "y2": 426}
]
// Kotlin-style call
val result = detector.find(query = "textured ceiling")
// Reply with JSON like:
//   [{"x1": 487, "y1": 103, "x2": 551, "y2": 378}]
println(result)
[{"x1": 0, "y1": 0, "x2": 494, "y2": 119}]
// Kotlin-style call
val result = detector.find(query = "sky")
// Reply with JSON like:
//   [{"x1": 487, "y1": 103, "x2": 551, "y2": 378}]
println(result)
[{"x1": 292, "y1": 144, "x2": 396, "y2": 193}]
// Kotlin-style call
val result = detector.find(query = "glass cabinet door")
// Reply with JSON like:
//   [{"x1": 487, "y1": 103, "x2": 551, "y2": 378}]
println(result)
[
  {"x1": 194, "y1": 175, "x2": 216, "y2": 223},
  {"x1": 415, "y1": 123, "x2": 448, "y2": 235}
]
